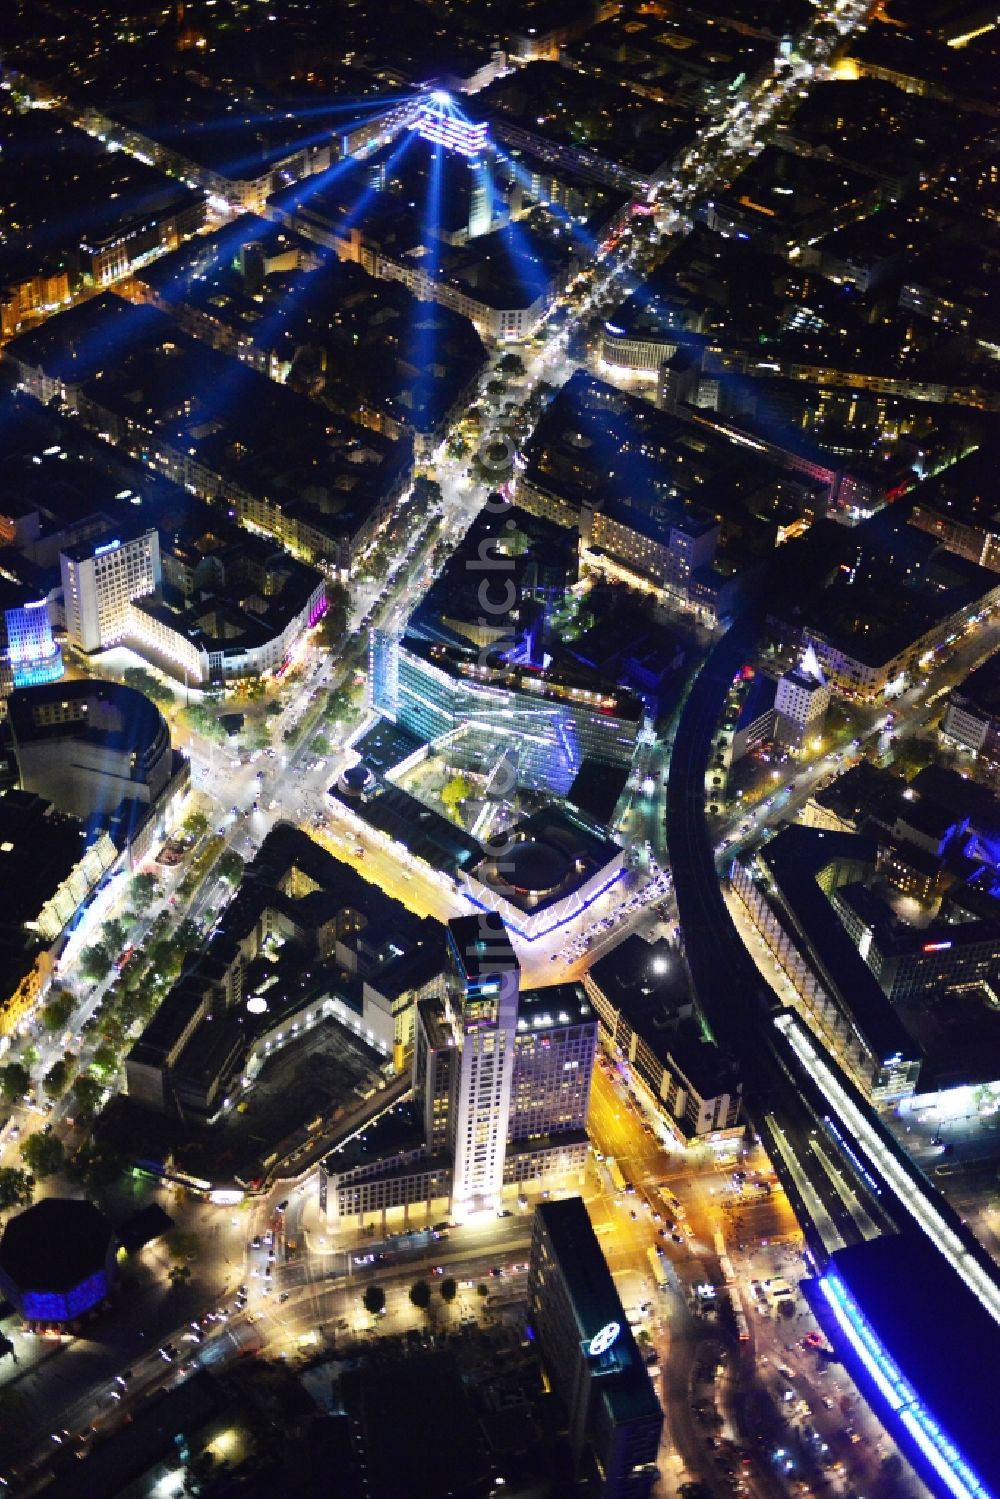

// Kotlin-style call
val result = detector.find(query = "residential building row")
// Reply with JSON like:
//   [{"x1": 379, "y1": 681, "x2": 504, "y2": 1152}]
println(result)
[
  {"x1": 734, "y1": 763, "x2": 1000, "y2": 1102},
  {"x1": 4, "y1": 293, "x2": 412, "y2": 576}
]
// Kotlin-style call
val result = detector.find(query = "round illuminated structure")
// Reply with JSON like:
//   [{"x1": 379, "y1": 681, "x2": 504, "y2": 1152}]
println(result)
[
  {"x1": 246, "y1": 995, "x2": 268, "y2": 1016},
  {"x1": 588, "y1": 1320, "x2": 621, "y2": 1357},
  {"x1": 464, "y1": 807, "x2": 626, "y2": 941},
  {"x1": 0, "y1": 1198, "x2": 115, "y2": 1326},
  {"x1": 339, "y1": 763, "x2": 375, "y2": 799}
]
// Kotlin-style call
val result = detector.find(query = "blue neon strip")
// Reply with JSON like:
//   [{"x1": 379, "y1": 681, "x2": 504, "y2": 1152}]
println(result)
[
  {"x1": 463, "y1": 865, "x2": 626, "y2": 942},
  {"x1": 823, "y1": 1115, "x2": 883, "y2": 1196},
  {"x1": 819, "y1": 1274, "x2": 994, "y2": 1499}
]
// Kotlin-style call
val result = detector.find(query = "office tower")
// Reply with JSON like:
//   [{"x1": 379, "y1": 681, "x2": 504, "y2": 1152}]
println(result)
[
  {"x1": 444, "y1": 912, "x2": 519, "y2": 1213},
  {"x1": 60, "y1": 529, "x2": 161, "y2": 653},
  {"x1": 468, "y1": 147, "x2": 495, "y2": 239},
  {"x1": 509, "y1": 993, "x2": 596, "y2": 1144},
  {"x1": 372, "y1": 631, "x2": 641, "y2": 795},
  {"x1": 775, "y1": 647, "x2": 831, "y2": 750},
  {"x1": 414, "y1": 976, "x2": 597, "y2": 1194},
  {"x1": 4, "y1": 598, "x2": 62, "y2": 688},
  {"x1": 409, "y1": 94, "x2": 494, "y2": 240},
  {"x1": 529, "y1": 1198, "x2": 663, "y2": 1497},
  {"x1": 326, "y1": 937, "x2": 595, "y2": 1223},
  {"x1": 413, "y1": 996, "x2": 455, "y2": 1154}
]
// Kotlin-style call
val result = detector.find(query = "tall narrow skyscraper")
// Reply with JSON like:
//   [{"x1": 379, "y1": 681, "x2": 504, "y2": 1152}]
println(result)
[
  {"x1": 444, "y1": 912, "x2": 519, "y2": 1214},
  {"x1": 467, "y1": 146, "x2": 495, "y2": 239}
]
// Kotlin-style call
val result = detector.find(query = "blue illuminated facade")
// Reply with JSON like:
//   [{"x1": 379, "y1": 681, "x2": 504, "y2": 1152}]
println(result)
[
  {"x1": 815, "y1": 1271, "x2": 995, "y2": 1499},
  {"x1": 0, "y1": 1198, "x2": 115, "y2": 1328},
  {"x1": 373, "y1": 633, "x2": 641, "y2": 795},
  {"x1": 22, "y1": 1267, "x2": 110, "y2": 1324},
  {"x1": 369, "y1": 628, "x2": 399, "y2": 721},
  {"x1": 5, "y1": 599, "x2": 63, "y2": 688}
]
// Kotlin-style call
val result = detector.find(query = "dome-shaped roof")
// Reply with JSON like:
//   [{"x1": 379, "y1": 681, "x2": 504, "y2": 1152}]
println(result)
[{"x1": 341, "y1": 763, "x2": 374, "y2": 796}]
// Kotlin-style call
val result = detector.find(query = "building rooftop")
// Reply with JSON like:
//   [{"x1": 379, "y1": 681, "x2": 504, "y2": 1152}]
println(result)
[
  {"x1": 567, "y1": 758, "x2": 629, "y2": 829},
  {"x1": 478, "y1": 60, "x2": 697, "y2": 182},
  {"x1": 587, "y1": 934, "x2": 740, "y2": 1102},
  {"x1": 534, "y1": 1197, "x2": 662, "y2": 1426},
  {"x1": 447, "y1": 912, "x2": 519, "y2": 983},
  {"x1": 8, "y1": 677, "x2": 166, "y2": 764},
  {"x1": 819, "y1": 1231, "x2": 1000, "y2": 1495},
  {"x1": 129, "y1": 821, "x2": 441, "y2": 1102},
  {"x1": 349, "y1": 719, "x2": 424, "y2": 777},
  {"x1": 910, "y1": 764, "x2": 1000, "y2": 843},
  {"x1": 7, "y1": 295, "x2": 412, "y2": 549},
  {"x1": 127, "y1": 978, "x2": 209, "y2": 1072},
  {"x1": 523, "y1": 371, "x2": 802, "y2": 560},
  {"x1": 472, "y1": 805, "x2": 622, "y2": 916},
  {"x1": 409, "y1": 502, "x2": 576, "y2": 650},
  {"x1": 134, "y1": 213, "x2": 487, "y2": 438},
  {"x1": 517, "y1": 981, "x2": 593, "y2": 1031},
  {"x1": 134, "y1": 551, "x2": 323, "y2": 665},
  {"x1": 341, "y1": 1351, "x2": 492, "y2": 1499},
  {"x1": 0, "y1": 1198, "x2": 112, "y2": 1293},
  {"x1": 0, "y1": 391, "x2": 195, "y2": 551},
  {"x1": 803, "y1": 513, "x2": 1000, "y2": 668},
  {"x1": 811, "y1": 761, "x2": 909, "y2": 831},
  {"x1": 401, "y1": 631, "x2": 643, "y2": 726},
  {"x1": 74, "y1": 72, "x2": 333, "y2": 183},
  {"x1": 0, "y1": 790, "x2": 90, "y2": 932},
  {"x1": 708, "y1": 142, "x2": 874, "y2": 242},
  {"x1": 758, "y1": 826, "x2": 918, "y2": 1066},
  {"x1": 910, "y1": 443, "x2": 1000, "y2": 537},
  {"x1": 947, "y1": 648, "x2": 1000, "y2": 723},
  {"x1": 330, "y1": 768, "x2": 483, "y2": 875},
  {"x1": 322, "y1": 1099, "x2": 429, "y2": 1178},
  {"x1": 0, "y1": 100, "x2": 203, "y2": 299}
]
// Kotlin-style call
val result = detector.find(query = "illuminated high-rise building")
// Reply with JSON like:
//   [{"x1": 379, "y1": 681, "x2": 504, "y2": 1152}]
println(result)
[
  {"x1": 529, "y1": 1197, "x2": 663, "y2": 1497},
  {"x1": 467, "y1": 149, "x2": 495, "y2": 239},
  {"x1": 409, "y1": 93, "x2": 495, "y2": 241},
  {"x1": 443, "y1": 913, "x2": 519, "y2": 1213},
  {"x1": 5, "y1": 599, "x2": 62, "y2": 688},
  {"x1": 326, "y1": 927, "x2": 596, "y2": 1222},
  {"x1": 60, "y1": 529, "x2": 161, "y2": 654},
  {"x1": 775, "y1": 647, "x2": 830, "y2": 750}
]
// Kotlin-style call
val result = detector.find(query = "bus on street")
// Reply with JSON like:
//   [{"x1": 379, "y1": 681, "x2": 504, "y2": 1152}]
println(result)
[
  {"x1": 647, "y1": 1245, "x2": 669, "y2": 1289},
  {"x1": 607, "y1": 1157, "x2": 628, "y2": 1195}
]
